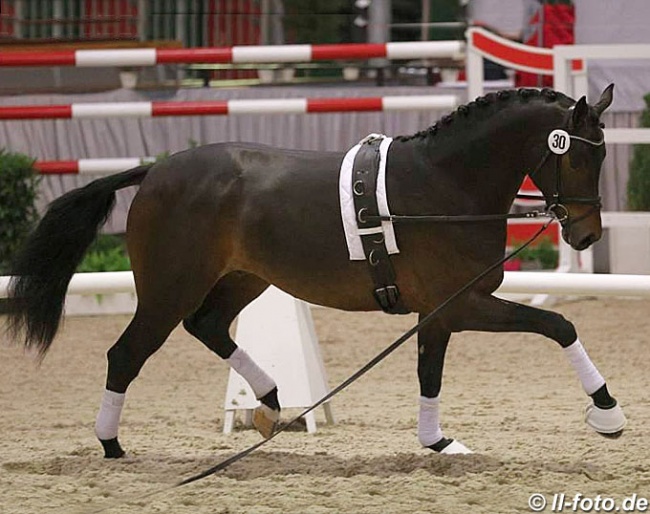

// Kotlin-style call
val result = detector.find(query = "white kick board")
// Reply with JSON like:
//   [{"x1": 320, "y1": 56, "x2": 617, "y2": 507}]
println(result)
[{"x1": 223, "y1": 286, "x2": 335, "y2": 433}]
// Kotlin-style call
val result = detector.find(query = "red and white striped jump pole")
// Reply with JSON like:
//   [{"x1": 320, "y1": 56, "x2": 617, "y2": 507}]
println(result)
[
  {"x1": 34, "y1": 158, "x2": 155, "y2": 175},
  {"x1": 0, "y1": 41, "x2": 464, "y2": 68},
  {"x1": 0, "y1": 95, "x2": 458, "y2": 120}
]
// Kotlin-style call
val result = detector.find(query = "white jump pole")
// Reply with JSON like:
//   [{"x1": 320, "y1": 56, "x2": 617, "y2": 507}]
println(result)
[
  {"x1": 0, "y1": 272, "x2": 135, "y2": 298},
  {"x1": 500, "y1": 272, "x2": 650, "y2": 298},
  {"x1": 2, "y1": 271, "x2": 650, "y2": 300}
]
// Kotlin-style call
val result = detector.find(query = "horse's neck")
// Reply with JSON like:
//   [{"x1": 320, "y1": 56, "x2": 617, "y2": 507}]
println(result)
[{"x1": 427, "y1": 105, "x2": 563, "y2": 213}]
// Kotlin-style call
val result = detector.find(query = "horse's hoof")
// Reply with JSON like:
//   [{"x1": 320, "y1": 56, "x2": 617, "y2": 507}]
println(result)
[
  {"x1": 99, "y1": 437, "x2": 126, "y2": 459},
  {"x1": 599, "y1": 429, "x2": 624, "y2": 439},
  {"x1": 253, "y1": 404, "x2": 280, "y2": 439},
  {"x1": 428, "y1": 437, "x2": 473, "y2": 455},
  {"x1": 585, "y1": 402, "x2": 626, "y2": 436}
]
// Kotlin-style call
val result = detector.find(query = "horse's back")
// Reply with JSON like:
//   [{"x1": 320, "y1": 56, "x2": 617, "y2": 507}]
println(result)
[
  {"x1": 137, "y1": 142, "x2": 341, "y2": 197},
  {"x1": 127, "y1": 142, "x2": 358, "y2": 300}
]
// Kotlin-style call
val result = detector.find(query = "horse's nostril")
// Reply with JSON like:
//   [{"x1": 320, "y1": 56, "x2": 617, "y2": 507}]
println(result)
[{"x1": 576, "y1": 233, "x2": 598, "y2": 251}]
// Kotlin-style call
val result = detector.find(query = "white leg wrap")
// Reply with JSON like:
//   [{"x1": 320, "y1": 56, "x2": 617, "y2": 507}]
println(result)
[
  {"x1": 563, "y1": 339, "x2": 606, "y2": 395},
  {"x1": 418, "y1": 396, "x2": 444, "y2": 447},
  {"x1": 95, "y1": 389, "x2": 125, "y2": 441},
  {"x1": 227, "y1": 347, "x2": 276, "y2": 399}
]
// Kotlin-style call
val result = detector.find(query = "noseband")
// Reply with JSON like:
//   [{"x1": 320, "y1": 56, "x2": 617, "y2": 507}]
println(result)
[{"x1": 522, "y1": 130, "x2": 605, "y2": 228}]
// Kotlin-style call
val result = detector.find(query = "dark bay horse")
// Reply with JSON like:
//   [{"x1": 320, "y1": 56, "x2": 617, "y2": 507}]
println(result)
[{"x1": 7, "y1": 85, "x2": 625, "y2": 458}]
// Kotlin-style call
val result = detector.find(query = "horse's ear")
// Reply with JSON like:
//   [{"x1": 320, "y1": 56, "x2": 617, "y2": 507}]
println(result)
[
  {"x1": 593, "y1": 83, "x2": 615, "y2": 116},
  {"x1": 571, "y1": 96, "x2": 589, "y2": 127}
]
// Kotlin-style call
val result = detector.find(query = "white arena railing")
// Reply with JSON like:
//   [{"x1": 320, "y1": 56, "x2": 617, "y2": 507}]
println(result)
[
  {"x1": 2, "y1": 271, "x2": 650, "y2": 300},
  {"x1": 553, "y1": 42, "x2": 650, "y2": 145},
  {"x1": 466, "y1": 27, "x2": 650, "y2": 145}
]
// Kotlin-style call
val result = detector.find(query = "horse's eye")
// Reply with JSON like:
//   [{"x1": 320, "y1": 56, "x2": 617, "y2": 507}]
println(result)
[{"x1": 599, "y1": 122, "x2": 605, "y2": 129}]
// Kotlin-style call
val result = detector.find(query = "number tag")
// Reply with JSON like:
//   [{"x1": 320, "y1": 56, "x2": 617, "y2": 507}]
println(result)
[{"x1": 547, "y1": 129, "x2": 571, "y2": 155}]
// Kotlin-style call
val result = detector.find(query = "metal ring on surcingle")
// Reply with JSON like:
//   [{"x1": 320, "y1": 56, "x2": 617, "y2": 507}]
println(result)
[
  {"x1": 369, "y1": 249, "x2": 380, "y2": 266},
  {"x1": 357, "y1": 207, "x2": 368, "y2": 224},
  {"x1": 353, "y1": 180, "x2": 366, "y2": 196}
]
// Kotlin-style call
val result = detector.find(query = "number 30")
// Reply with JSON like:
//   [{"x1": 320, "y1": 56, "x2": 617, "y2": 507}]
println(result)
[{"x1": 552, "y1": 133, "x2": 567, "y2": 150}]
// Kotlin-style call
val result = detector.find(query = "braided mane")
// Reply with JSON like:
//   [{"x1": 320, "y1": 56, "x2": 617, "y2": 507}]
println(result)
[{"x1": 396, "y1": 88, "x2": 574, "y2": 142}]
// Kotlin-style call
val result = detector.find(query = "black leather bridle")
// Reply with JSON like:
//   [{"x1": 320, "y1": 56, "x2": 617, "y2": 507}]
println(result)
[
  {"x1": 366, "y1": 128, "x2": 606, "y2": 227},
  {"x1": 521, "y1": 131, "x2": 605, "y2": 228}
]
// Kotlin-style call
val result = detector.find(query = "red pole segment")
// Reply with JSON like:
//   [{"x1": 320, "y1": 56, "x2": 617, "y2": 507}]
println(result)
[
  {"x1": 0, "y1": 105, "x2": 72, "y2": 119},
  {"x1": 471, "y1": 30, "x2": 553, "y2": 72},
  {"x1": 306, "y1": 97, "x2": 384, "y2": 113},
  {"x1": 34, "y1": 160, "x2": 80, "y2": 174},
  {"x1": 0, "y1": 50, "x2": 76, "y2": 67},
  {"x1": 310, "y1": 43, "x2": 388, "y2": 61},
  {"x1": 151, "y1": 101, "x2": 229, "y2": 116},
  {"x1": 155, "y1": 47, "x2": 234, "y2": 64}
]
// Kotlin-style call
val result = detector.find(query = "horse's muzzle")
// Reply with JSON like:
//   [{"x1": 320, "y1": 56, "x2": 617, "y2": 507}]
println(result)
[
  {"x1": 562, "y1": 222, "x2": 602, "y2": 251},
  {"x1": 558, "y1": 203, "x2": 603, "y2": 251},
  {"x1": 572, "y1": 231, "x2": 601, "y2": 251}
]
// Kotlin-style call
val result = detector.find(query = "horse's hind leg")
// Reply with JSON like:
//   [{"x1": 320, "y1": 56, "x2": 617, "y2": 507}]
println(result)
[
  {"x1": 182, "y1": 271, "x2": 280, "y2": 438},
  {"x1": 96, "y1": 307, "x2": 182, "y2": 458},
  {"x1": 447, "y1": 293, "x2": 626, "y2": 437},
  {"x1": 97, "y1": 272, "x2": 224, "y2": 458},
  {"x1": 417, "y1": 317, "x2": 472, "y2": 455},
  {"x1": 95, "y1": 200, "x2": 226, "y2": 458}
]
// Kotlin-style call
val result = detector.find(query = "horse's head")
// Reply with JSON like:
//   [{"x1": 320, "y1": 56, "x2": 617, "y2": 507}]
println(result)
[{"x1": 530, "y1": 84, "x2": 614, "y2": 251}]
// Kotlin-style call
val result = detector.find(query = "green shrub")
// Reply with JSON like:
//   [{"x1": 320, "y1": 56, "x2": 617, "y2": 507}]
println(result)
[
  {"x1": 77, "y1": 234, "x2": 131, "y2": 272},
  {"x1": 628, "y1": 93, "x2": 650, "y2": 211},
  {"x1": 510, "y1": 237, "x2": 559, "y2": 269},
  {"x1": 0, "y1": 149, "x2": 40, "y2": 274}
]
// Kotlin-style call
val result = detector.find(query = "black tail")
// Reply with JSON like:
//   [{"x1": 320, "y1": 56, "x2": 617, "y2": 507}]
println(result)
[{"x1": 6, "y1": 164, "x2": 152, "y2": 356}]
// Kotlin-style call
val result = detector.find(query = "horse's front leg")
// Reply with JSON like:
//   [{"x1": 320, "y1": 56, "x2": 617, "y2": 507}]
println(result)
[
  {"x1": 448, "y1": 292, "x2": 626, "y2": 437},
  {"x1": 417, "y1": 316, "x2": 473, "y2": 454}
]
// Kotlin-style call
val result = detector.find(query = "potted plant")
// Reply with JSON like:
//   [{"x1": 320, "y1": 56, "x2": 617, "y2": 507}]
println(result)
[
  {"x1": 612, "y1": 91, "x2": 650, "y2": 274},
  {"x1": 66, "y1": 233, "x2": 136, "y2": 315},
  {"x1": 0, "y1": 150, "x2": 39, "y2": 313},
  {"x1": 628, "y1": 93, "x2": 650, "y2": 211},
  {"x1": 508, "y1": 237, "x2": 559, "y2": 271}
]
